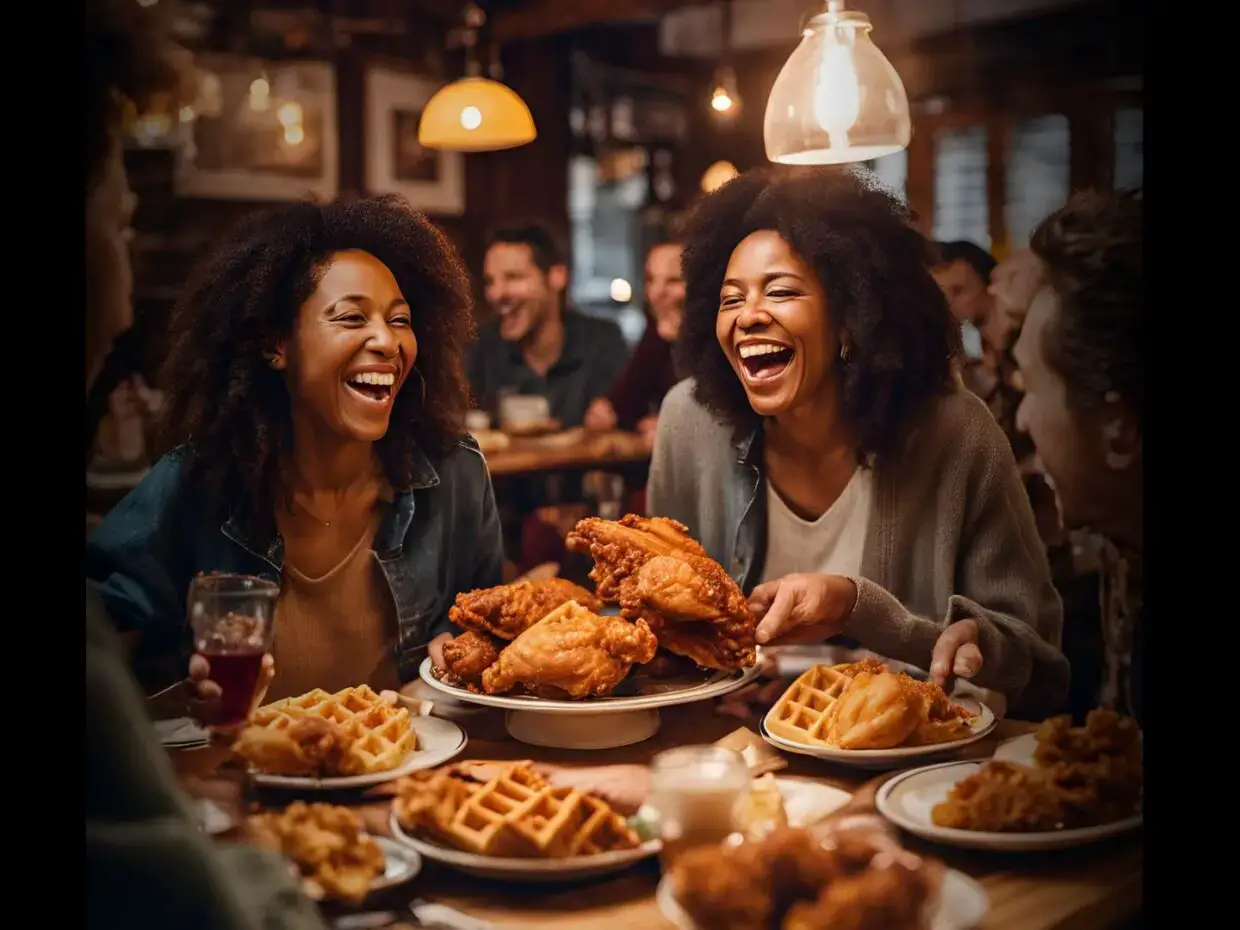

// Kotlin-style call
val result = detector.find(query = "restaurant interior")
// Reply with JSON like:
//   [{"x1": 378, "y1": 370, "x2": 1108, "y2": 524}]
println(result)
[{"x1": 85, "y1": 0, "x2": 1144, "y2": 928}]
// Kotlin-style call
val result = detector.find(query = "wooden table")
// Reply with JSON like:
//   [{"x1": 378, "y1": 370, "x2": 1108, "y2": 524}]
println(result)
[
  {"x1": 482, "y1": 430, "x2": 651, "y2": 478},
  {"x1": 174, "y1": 703, "x2": 1142, "y2": 930}
]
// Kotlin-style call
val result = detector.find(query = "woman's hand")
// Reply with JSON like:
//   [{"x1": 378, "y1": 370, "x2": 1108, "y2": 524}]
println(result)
[
  {"x1": 428, "y1": 632, "x2": 454, "y2": 670},
  {"x1": 584, "y1": 398, "x2": 618, "y2": 432},
  {"x1": 748, "y1": 573, "x2": 858, "y2": 646},
  {"x1": 532, "y1": 764, "x2": 651, "y2": 815},
  {"x1": 929, "y1": 619, "x2": 983, "y2": 689},
  {"x1": 186, "y1": 652, "x2": 275, "y2": 725}
]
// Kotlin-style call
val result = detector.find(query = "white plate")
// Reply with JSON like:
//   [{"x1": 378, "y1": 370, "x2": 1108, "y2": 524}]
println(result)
[
  {"x1": 991, "y1": 730, "x2": 1144, "y2": 767},
  {"x1": 875, "y1": 759, "x2": 1143, "y2": 852},
  {"x1": 417, "y1": 648, "x2": 765, "y2": 714},
  {"x1": 154, "y1": 717, "x2": 211, "y2": 748},
  {"x1": 253, "y1": 715, "x2": 467, "y2": 790},
  {"x1": 370, "y1": 835, "x2": 422, "y2": 892},
  {"x1": 657, "y1": 867, "x2": 989, "y2": 930},
  {"x1": 760, "y1": 698, "x2": 997, "y2": 770},
  {"x1": 388, "y1": 811, "x2": 660, "y2": 882}
]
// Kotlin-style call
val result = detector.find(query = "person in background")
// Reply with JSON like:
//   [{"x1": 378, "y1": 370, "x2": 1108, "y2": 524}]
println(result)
[
  {"x1": 986, "y1": 247, "x2": 1043, "y2": 351},
  {"x1": 1014, "y1": 189, "x2": 1143, "y2": 724},
  {"x1": 584, "y1": 239, "x2": 685, "y2": 444},
  {"x1": 87, "y1": 196, "x2": 503, "y2": 701},
  {"x1": 85, "y1": 2, "x2": 327, "y2": 927},
  {"x1": 649, "y1": 165, "x2": 1068, "y2": 719},
  {"x1": 468, "y1": 223, "x2": 629, "y2": 429},
  {"x1": 931, "y1": 239, "x2": 997, "y2": 368}
]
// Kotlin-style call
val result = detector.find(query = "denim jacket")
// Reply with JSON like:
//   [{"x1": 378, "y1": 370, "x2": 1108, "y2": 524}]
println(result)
[{"x1": 85, "y1": 440, "x2": 503, "y2": 687}]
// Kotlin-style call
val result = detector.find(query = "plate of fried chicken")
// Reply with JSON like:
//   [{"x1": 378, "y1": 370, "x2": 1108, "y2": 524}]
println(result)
[
  {"x1": 422, "y1": 516, "x2": 763, "y2": 710},
  {"x1": 876, "y1": 709, "x2": 1142, "y2": 851}
]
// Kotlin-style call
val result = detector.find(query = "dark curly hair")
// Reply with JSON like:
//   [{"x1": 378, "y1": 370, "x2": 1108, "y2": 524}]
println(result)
[
  {"x1": 676, "y1": 164, "x2": 960, "y2": 464},
  {"x1": 1029, "y1": 188, "x2": 1143, "y2": 414},
  {"x1": 161, "y1": 195, "x2": 476, "y2": 535},
  {"x1": 85, "y1": 0, "x2": 186, "y2": 188}
]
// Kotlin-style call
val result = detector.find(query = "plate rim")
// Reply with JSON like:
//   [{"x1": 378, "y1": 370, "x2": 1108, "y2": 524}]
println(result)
[
  {"x1": 760, "y1": 698, "x2": 997, "y2": 761},
  {"x1": 370, "y1": 834, "x2": 423, "y2": 889},
  {"x1": 252, "y1": 715, "x2": 468, "y2": 789},
  {"x1": 387, "y1": 809, "x2": 662, "y2": 872},
  {"x1": 874, "y1": 759, "x2": 1144, "y2": 851},
  {"x1": 417, "y1": 647, "x2": 765, "y2": 713}
]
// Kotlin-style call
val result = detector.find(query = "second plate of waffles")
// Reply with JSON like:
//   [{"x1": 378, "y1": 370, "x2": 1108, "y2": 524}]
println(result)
[
  {"x1": 387, "y1": 760, "x2": 661, "y2": 881},
  {"x1": 761, "y1": 659, "x2": 996, "y2": 769},
  {"x1": 232, "y1": 684, "x2": 467, "y2": 789}
]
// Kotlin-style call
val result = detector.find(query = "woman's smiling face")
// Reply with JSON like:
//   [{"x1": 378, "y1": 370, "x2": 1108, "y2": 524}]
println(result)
[
  {"x1": 715, "y1": 230, "x2": 837, "y2": 418},
  {"x1": 274, "y1": 249, "x2": 418, "y2": 443}
]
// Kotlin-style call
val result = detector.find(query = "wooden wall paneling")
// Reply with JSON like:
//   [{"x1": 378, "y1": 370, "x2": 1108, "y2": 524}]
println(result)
[
  {"x1": 905, "y1": 117, "x2": 936, "y2": 235},
  {"x1": 986, "y1": 111, "x2": 1012, "y2": 257}
]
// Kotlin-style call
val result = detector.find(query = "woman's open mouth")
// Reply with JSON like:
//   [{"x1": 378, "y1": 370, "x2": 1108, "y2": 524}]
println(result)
[
  {"x1": 345, "y1": 371, "x2": 395, "y2": 404},
  {"x1": 738, "y1": 342, "x2": 794, "y2": 383}
]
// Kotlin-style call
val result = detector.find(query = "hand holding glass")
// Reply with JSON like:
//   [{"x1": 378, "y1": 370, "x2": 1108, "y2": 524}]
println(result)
[{"x1": 188, "y1": 574, "x2": 278, "y2": 729}]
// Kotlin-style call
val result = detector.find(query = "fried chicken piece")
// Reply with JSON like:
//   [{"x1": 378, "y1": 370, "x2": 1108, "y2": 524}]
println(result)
[
  {"x1": 480, "y1": 600, "x2": 659, "y2": 699},
  {"x1": 566, "y1": 514, "x2": 756, "y2": 671},
  {"x1": 231, "y1": 716, "x2": 354, "y2": 777},
  {"x1": 824, "y1": 671, "x2": 924, "y2": 750},
  {"x1": 435, "y1": 630, "x2": 504, "y2": 691},
  {"x1": 931, "y1": 760, "x2": 1068, "y2": 832},
  {"x1": 671, "y1": 841, "x2": 774, "y2": 930},
  {"x1": 247, "y1": 802, "x2": 384, "y2": 904},
  {"x1": 448, "y1": 578, "x2": 603, "y2": 640},
  {"x1": 1034, "y1": 708, "x2": 1142, "y2": 823},
  {"x1": 783, "y1": 861, "x2": 934, "y2": 930}
]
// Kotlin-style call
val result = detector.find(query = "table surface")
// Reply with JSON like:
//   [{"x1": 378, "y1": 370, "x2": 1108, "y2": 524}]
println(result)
[
  {"x1": 174, "y1": 701, "x2": 1142, "y2": 930},
  {"x1": 482, "y1": 430, "x2": 651, "y2": 477}
]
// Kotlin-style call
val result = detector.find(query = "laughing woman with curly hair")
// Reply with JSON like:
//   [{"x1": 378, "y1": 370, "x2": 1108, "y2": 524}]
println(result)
[
  {"x1": 87, "y1": 196, "x2": 502, "y2": 701},
  {"x1": 648, "y1": 165, "x2": 1069, "y2": 719}
]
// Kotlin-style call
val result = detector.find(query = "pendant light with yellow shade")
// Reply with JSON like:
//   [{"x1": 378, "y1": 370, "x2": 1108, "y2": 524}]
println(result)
[{"x1": 418, "y1": 4, "x2": 536, "y2": 153}]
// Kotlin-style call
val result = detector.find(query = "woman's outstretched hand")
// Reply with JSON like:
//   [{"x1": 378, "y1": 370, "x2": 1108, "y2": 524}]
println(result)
[
  {"x1": 748, "y1": 573, "x2": 858, "y2": 647},
  {"x1": 929, "y1": 619, "x2": 983, "y2": 689}
]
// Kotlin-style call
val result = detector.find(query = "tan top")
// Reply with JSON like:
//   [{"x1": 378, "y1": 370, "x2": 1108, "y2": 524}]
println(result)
[{"x1": 267, "y1": 509, "x2": 402, "y2": 701}]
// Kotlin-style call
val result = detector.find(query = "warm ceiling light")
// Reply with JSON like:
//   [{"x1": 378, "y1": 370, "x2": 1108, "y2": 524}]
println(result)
[
  {"x1": 701, "y1": 160, "x2": 739, "y2": 193},
  {"x1": 764, "y1": 0, "x2": 910, "y2": 165},
  {"x1": 419, "y1": 78, "x2": 536, "y2": 151},
  {"x1": 419, "y1": 4, "x2": 536, "y2": 153}
]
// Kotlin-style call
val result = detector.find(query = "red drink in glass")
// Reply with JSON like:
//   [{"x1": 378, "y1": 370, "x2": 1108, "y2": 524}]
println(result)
[{"x1": 198, "y1": 649, "x2": 265, "y2": 728}]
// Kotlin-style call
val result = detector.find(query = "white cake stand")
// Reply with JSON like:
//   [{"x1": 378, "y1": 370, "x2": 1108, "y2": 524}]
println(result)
[{"x1": 417, "y1": 649, "x2": 764, "y2": 750}]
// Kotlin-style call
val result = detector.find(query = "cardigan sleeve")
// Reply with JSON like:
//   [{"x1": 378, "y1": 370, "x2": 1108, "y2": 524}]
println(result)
[{"x1": 840, "y1": 408, "x2": 1070, "y2": 720}]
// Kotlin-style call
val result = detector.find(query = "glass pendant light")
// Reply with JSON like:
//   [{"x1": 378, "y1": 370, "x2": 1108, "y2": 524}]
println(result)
[
  {"x1": 419, "y1": 4, "x2": 536, "y2": 153},
  {"x1": 764, "y1": 0, "x2": 910, "y2": 165}
]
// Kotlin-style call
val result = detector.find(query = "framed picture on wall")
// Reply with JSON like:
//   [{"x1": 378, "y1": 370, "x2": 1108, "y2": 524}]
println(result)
[
  {"x1": 364, "y1": 68, "x2": 464, "y2": 216},
  {"x1": 175, "y1": 55, "x2": 338, "y2": 201}
]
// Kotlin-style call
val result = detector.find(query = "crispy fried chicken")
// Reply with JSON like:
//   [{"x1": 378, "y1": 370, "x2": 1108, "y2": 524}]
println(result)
[{"x1": 448, "y1": 578, "x2": 604, "y2": 641}]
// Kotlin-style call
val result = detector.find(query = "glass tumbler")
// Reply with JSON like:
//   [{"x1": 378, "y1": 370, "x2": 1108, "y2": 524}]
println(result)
[
  {"x1": 188, "y1": 573, "x2": 279, "y2": 729},
  {"x1": 647, "y1": 746, "x2": 751, "y2": 868}
]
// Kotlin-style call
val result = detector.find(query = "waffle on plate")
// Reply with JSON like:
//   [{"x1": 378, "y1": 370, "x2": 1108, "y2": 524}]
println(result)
[
  {"x1": 393, "y1": 761, "x2": 642, "y2": 859},
  {"x1": 766, "y1": 659, "x2": 977, "y2": 751},
  {"x1": 233, "y1": 684, "x2": 418, "y2": 777}
]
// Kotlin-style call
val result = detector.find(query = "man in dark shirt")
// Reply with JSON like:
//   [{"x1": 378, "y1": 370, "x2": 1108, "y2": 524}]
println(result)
[{"x1": 468, "y1": 224, "x2": 629, "y2": 428}]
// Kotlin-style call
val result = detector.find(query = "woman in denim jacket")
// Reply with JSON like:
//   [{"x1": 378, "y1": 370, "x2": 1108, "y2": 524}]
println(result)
[{"x1": 87, "y1": 196, "x2": 502, "y2": 700}]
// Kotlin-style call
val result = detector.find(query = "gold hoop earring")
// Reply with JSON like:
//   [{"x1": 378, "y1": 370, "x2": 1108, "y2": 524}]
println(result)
[
  {"x1": 840, "y1": 342, "x2": 852, "y2": 362},
  {"x1": 410, "y1": 367, "x2": 427, "y2": 410}
]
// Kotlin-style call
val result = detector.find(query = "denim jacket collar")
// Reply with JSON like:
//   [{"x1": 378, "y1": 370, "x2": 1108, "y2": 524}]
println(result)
[
  {"x1": 220, "y1": 444, "x2": 442, "y2": 567},
  {"x1": 729, "y1": 424, "x2": 766, "y2": 593}
]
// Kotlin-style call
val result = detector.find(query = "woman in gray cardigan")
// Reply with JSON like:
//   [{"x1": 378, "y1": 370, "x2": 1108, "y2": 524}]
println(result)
[{"x1": 648, "y1": 165, "x2": 1069, "y2": 720}]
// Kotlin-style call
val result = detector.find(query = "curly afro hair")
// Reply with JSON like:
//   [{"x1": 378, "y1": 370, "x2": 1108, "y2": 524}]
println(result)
[
  {"x1": 1029, "y1": 188, "x2": 1143, "y2": 415},
  {"x1": 677, "y1": 164, "x2": 960, "y2": 464},
  {"x1": 161, "y1": 195, "x2": 476, "y2": 534}
]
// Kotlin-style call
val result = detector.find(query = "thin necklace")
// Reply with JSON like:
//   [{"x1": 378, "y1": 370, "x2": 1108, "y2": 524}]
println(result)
[{"x1": 291, "y1": 495, "x2": 333, "y2": 527}]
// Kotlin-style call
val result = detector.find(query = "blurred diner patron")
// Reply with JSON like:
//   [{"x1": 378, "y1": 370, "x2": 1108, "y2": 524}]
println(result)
[
  {"x1": 1014, "y1": 188, "x2": 1143, "y2": 724},
  {"x1": 86, "y1": 196, "x2": 503, "y2": 701},
  {"x1": 85, "y1": 2, "x2": 328, "y2": 927},
  {"x1": 584, "y1": 239, "x2": 686, "y2": 443},
  {"x1": 931, "y1": 239, "x2": 997, "y2": 372},
  {"x1": 648, "y1": 165, "x2": 1069, "y2": 720},
  {"x1": 468, "y1": 223, "x2": 629, "y2": 429}
]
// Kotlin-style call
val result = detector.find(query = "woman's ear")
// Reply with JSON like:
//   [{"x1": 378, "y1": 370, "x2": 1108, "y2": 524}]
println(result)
[
  {"x1": 263, "y1": 338, "x2": 286, "y2": 371},
  {"x1": 1102, "y1": 404, "x2": 1140, "y2": 471}
]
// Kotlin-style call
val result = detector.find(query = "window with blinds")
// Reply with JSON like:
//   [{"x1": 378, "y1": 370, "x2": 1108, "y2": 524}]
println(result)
[
  {"x1": 1114, "y1": 107, "x2": 1143, "y2": 190},
  {"x1": 933, "y1": 126, "x2": 990, "y2": 248},
  {"x1": 867, "y1": 149, "x2": 908, "y2": 196},
  {"x1": 1004, "y1": 114, "x2": 1071, "y2": 249}
]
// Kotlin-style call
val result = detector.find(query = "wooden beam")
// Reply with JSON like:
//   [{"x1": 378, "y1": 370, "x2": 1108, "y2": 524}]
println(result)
[{"x1": 491, "y1": 0, "x2": 698, "y2": 43}]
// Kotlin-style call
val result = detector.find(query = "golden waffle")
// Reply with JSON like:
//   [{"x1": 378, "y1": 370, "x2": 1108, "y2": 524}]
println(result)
[
  {"x1": 249, "y1": 685, "x2": 418, "y2": 776},
  {"x1": 394, "y1": 762, "x2": 642, "y2": 859},
  {"x1": 765, "y1": 664, "x2": 852, "y2": 747}
]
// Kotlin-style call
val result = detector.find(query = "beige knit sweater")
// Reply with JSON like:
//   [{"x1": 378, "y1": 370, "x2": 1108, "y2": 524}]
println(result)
[{"x1": 648, "y1": 380, "x2": 1069, "y2": 720}]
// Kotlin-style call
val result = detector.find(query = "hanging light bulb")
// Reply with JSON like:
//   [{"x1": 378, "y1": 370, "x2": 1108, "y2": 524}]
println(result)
[
  {"x1": 701, "y1": 160, "x2": 739, "y2": 193},
  {"x1": 419, "y1": 4, "x2": 537, "y2": 152},
  {"x1": 709, "y1": 65, "x2": 741, "y2": 119},
  {"x1": 764, "y1": 0, "x2": 910, "y2": 165}
]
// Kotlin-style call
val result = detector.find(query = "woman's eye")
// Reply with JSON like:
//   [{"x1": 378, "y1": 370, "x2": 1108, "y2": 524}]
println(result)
[
  {"x1": 390, "y1": 316, "x2": 412, "y2": 327},
  {"x1": 719, "y1": 295, "x2": 743, "y2": 310},
  {"x1": 767, "y1": 288, "x2": 798, "y2": 299},
  {"x1": 336, "y1": 313, "x2": 366, "y2": 324}
]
